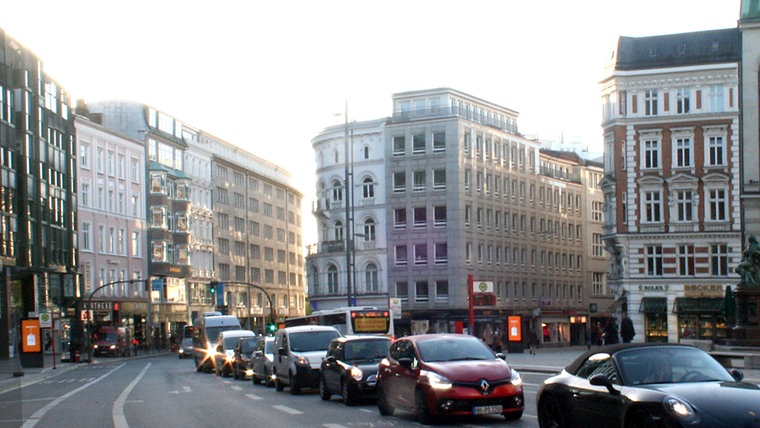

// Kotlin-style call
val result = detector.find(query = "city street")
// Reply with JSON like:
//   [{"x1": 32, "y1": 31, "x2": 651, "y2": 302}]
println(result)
[{"x1": 0, "y1": 352, "x2": 558, "y2": 428}]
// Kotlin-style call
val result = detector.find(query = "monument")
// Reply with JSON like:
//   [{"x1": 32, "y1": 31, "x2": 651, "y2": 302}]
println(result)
[{"x1": 732, "y1": 235, "x2": 760, "y2": 345}]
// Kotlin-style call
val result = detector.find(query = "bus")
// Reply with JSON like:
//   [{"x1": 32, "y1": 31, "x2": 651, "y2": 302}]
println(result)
[{"x1": 284, "y1": 307, "x2": 394, "y2": 337}]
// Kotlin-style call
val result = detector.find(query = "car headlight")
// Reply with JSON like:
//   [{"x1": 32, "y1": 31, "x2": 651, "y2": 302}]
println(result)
[
  {"x1": 109, "y1": 345, "x2": 117, "y2": 350},
  {"x1": 295, "y1": 356, "x2": 310, "y2": 366},
  {"x1": 421, "y1": 370, "x2": 452, "y2": 390},
  {"x1": 349, "y1": 367, "x2": 363, "y2": 381},
  {"x1": 663, "y1": 396, "x2": 697, "y2": 422},
  {"x1": 509, "y1": 369, "x2": 522, "y2": 387}
]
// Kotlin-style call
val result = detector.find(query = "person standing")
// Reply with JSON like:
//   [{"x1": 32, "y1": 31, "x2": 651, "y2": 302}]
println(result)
[
  {"x1": 481, "y1": 324, "x2": 494, "y2": 349},
  {"x1": 620, "y1": 312, "x2": 635, "y2": 343},
  {"x1": 602, "y1": 318, "x2": 619, "y2": 345}
]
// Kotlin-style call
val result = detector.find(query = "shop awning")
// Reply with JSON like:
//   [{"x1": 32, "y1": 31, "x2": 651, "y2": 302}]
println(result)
[
  {"x1": 673, "y1": 297, "x2": 723, "y2": 314},
  {"x1": 639, "y1": 297, "x2": 667, "y2": 314}
]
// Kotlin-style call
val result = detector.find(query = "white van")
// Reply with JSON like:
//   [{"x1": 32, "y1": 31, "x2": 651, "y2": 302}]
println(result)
[
  {"x1": 192, "y1": 314, "x2": 241, "y2": 372},
  {"x1": 273, "y1": 325, "x2": 341, "y2": 394}
]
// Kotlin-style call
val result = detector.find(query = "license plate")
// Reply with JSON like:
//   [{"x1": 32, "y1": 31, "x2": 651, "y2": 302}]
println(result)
[{"x1": 473, "y1": 405, "x2": 502, "y2": 415}]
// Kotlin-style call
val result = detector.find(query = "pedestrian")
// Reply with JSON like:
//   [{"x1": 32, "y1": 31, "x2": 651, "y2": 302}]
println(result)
[
  {"x1": 620, "y1": 312, "x2": 635, "y2": 343},
  {"x1": 481, "y1": 324, "x2": 494, "y2": 349},
  {"x1": 132, "y1": 337, "x2": 139, "y2": 356},
  {"x1": 527, "y1": 327, "x2": 538, "y2": 355},
  {"x1": 602, "y1": 318, "x2": 619, "y2": 345},
  {"x1": 45, "y1": 332, "x2": 52, "y2": 351},
  {"x1": 493, "y1": 328, "x2": 503, "y2": 353}
]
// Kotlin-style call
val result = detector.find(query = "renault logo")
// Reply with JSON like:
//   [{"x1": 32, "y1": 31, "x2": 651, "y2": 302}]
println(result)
[{"x1": 479, "y1": 379, "x2": 491, "y2": 393}]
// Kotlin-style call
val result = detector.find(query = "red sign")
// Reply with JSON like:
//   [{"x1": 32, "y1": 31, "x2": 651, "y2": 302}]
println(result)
[{"x1": 22, "y1": 319, "x2": 41, "y2": 353}]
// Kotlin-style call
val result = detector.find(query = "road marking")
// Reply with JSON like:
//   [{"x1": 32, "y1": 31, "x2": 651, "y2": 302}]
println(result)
[
  {"x1": 359, "y1": 408, "x2": 374, "y2": 413},
  {"x1": 230, "y1": 385, "x2": 242, "y2": 391},
  {"x1": 245, "y1": 393, "x2": 262, "y2": 401},
  {"x1": 182, "y1": 386, "x2": 191, "y2": 393},
  {"x1": 323, "y1": 424, "x2": 347, "y2": 428},
  {"x1": 273, "y1": 405, "x2": 303, "y2": 415},
  {"x1": 21, "y1": 363, "x2": 126, "y2": 428},
  {"x1": 113, "y1": 363, "x2": 151, "y2": 428}
]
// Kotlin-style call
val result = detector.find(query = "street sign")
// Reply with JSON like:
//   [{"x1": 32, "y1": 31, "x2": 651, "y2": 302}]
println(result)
[
  {"x1": 80, "y1": 310, "x2": 93, "y2": 321},
  {"x1": 39, "y1": 312, "x2": 52, "y2": 328}
]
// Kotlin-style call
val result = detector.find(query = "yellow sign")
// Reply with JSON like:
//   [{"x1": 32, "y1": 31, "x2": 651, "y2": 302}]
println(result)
[{"x1": 354, "y1": 317, "x2": 388, "y2": 333}]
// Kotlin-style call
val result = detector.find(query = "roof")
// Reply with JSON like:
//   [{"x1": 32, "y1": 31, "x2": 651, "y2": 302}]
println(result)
[{"x1": 614, "y1": 28, "x2": 741, "y2": 71}]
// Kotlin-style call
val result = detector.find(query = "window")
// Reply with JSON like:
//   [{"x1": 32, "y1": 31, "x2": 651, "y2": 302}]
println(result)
[
  {"x1": 433, "y1": 169, "x2": 446, "y2": 190},
  {"x1": 396, "y1": 282, "x2": 408, "y2": 302},
  {"x1": 393, "y1": 172, "x2": 405, "y2": 192},
  {"x1": 645, "y1": 89, "x2": 658, "y2": 116},
  {"x1": 432, "y1": 132, "x2": 445, "y2": 152},
  {"x1": 394, "y1": 208, "x2": 407, "y2": 229},
  {"x1": 707, "y1": 134, "x2": 725, "y2": 166},
  {"x1": 643, "y1": 191, "x2": 662, "y2": 223},
  {"x1": 435, "y1": 280, "x2": 448, "y2": 303},
  {"x1": 328, "y1": 265, "x2": 339, "y2": 294},
  {"x1": 646, "y1": 245, "x2": 663, "y2": 276},
  {"x1": 332, "y1": 180, "x2": 343, "y2": 203},
  {"x1": 592, "y1": 233, "x2": 604, "y2": 257},
  {"x1": 643, "y1": 139, "x2": 659, "y2": 169},
  {"x1": 708, "y1": 85, "x2": 724, "y2": 112},
  {"x1": 362, "y1": 177, "x2": 374, "y2": 198},
  {"x1": 414, "y1": 244, "x2": 428, "y2": 265},
  {"x1": 434, "y1": 243, "x2": 447, "y2": 264},
  {"x1": 676, "y1": 88, "x2": 690, "y2": 114},
  {"x1": 131, "y1": 232, "x2": 140, "y2": 256},
  {"x1": 393, "y1": 136, "x2": 405, "y2": 156},
  {"x1": 363, "y1": 218, "x2": 376, "y2": 241},
  {"x1": 413, "y1": 170, "x2": 426, "y2": 191},
  {"x1": 711, "y1": 244, "x2": 729, "y2": 276},
  {"x1": 412, "y1": 133, "x2": 425, "y2": 154},
  {"x1": 675, "y1": 137, "x2": 692, "y2": 168},
  {"x1": 708, "y1": 188, "x2": 727, "y2": 221},
  {"x1": 365, "y1": 264, "x2": 379, "y2": 292},
  {"x1": 334, "y1": 221, "x2": 344, "y2": 241},
  {"x1": 433, "y1": 206, "x2": 446, "y2": 226},
  {"x1": 395, "y1": 245, "x2": 408, "y2": 266},
  {"x1": 81, "y1": 223, "x2": 91, "y2": 250},
  {"x1": 413, "y1": 207, "x2": 427, "y2": 227},
  {"x1": 81, "y1": 183, "x2": 90, "y2": 207},
  {"x1": 675, "y1": 190, "x2": 694, "y2": 222},
  {"x1": 678, "y1": 244, "x2": 695, "y2": 276},
  {"x1": 415, "y1": 281, "x2": 429, "y2": 303}
]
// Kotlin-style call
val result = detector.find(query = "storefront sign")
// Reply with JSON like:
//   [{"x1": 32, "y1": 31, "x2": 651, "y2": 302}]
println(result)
[
  {"x1": 683, "y1": 285, "x2": 724, "y2": 297},
  {"x1": 473, "y1": 281, "x2": 493, "y2": 293},
  {"x1": 639, "y1": 285, "x2": 668, "y2": 291},
  {"x1": 84, "y1": 301, "x2": 112, "y2": 311}
]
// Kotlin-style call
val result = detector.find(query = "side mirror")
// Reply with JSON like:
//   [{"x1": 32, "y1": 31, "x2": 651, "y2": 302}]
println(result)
[
  {"x1": 278, "y1": 347, "x2": 287, "y2": 356},
  {"x1": 495, "y1": 352, "x2": 506, "y2": 360},
  {"x1": 254, "y1": 350, "x2": 263, "y2": 357},
  {"x1": 398, "y1": 357, "x2": 413, "y2": 369},
  {"x1": 730, "y1": 368, "x2": 744, "y2": 382},
  {"x1": 589, "y1": 374, "x2": 620, "y2": 395},
  {"x1": 325, "y1": 355, "x2": 336, "y2": 363}
]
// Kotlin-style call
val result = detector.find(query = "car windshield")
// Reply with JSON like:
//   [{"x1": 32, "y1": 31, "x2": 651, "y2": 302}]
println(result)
[
  {"x1": 618, "y1": 346, "x2": 735, "y2": 385},
  {"x1": 239, "y1": 338, "x2": 258, "y2": 354},
  {"x1": 290, "y1": 331, "x2": 340, "y2": 352},
  {"x1": 182, "y1": 338, "x2": 192, "y2": 346},
  {"x1": 417, "y1": 336, "x2": 496, "y2": 362},
  {"x1": 206, "y1": 326, "x2": 237, "y2": 343},
  {"x1": 264, "y1": 340, "x2": 274, "y2": 354},
  {"x1": 344, "y1": 339, "x2": 390, "y2": 362},
  {"x1": 99, "y1": 333, "x2": 119, "y2": 342}
]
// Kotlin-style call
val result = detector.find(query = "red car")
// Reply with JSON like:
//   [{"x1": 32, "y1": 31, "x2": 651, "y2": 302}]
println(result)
[{"x1": 376, "y1": 333, "x2": 524, "y2": 424}]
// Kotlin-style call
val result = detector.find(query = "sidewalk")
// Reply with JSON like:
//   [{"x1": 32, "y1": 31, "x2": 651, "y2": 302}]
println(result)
[
  {"x1": 0, "y1": 349, "x2": 173, "y2": 395},
  {"x1": 503, "y1": 345, "x2": 760, "y2": 384}
]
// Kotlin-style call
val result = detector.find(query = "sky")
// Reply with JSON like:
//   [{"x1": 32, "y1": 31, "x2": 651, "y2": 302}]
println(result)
[{"x1": 0, "y1": 0, "x2": 743, "y2": 246}]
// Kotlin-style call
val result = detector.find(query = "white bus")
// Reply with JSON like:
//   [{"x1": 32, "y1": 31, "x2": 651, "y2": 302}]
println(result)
[{"x1": 284, "y1": 307, "x2": 394, "y2": 337}]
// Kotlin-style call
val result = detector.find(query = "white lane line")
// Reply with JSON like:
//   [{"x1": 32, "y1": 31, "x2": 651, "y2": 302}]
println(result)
[
  {"x1": 22, "y1": 363, "x2": 126, "y2": 428},
  {"x1": 246, "y1": 393, "x2": 262, "y2": 401},
  {"x1": 323, "y1": 424, "x2": 347, "y2": 428},
  {"x1": 182, "y1": 386, "x2": 191, "y2": 393},
  {"x1": 230, "y1": 385, "x2": 242, "y2": 391},
  {"x1": 113, "y1": 363, "x2": 151, "y2": 428},
  {"x1": 273, "y1": 405, "x2": 304, "y2": 415}
]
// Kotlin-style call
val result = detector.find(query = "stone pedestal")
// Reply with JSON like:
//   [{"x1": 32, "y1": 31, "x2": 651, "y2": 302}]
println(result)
[{"x1": 731, "y1": 287, "x2": 760, "y2": 346}]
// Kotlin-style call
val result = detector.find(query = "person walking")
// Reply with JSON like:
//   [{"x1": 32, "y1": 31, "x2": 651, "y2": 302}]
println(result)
[
  {"x1": 602, "y1": 318, "x2": 619, "y2": 345},
  {"x1": 620, "y1": 312, "x2": 635, "y2": 343}
]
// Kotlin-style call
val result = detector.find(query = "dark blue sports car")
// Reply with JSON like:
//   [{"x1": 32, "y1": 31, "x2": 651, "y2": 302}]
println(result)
[{"x1": 537, "y1": 343, "x2": 760, "y2": 427}]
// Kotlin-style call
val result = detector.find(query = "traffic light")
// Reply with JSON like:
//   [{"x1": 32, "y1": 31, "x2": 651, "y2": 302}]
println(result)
[
  {"x1": 267, "y1": 323, "x2": 277, "y2": 334},
  {"x1": 209, "y1": 281, "x2": 217, "y2": 295}
]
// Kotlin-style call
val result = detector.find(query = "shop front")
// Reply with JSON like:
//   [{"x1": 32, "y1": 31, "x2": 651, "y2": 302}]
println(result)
[
  {"x1": 674, "y1": 297, "x2": 728, "y2": 341},
  {"x1": 639, "y1": 297, "x2": 668, "y2": 342}
]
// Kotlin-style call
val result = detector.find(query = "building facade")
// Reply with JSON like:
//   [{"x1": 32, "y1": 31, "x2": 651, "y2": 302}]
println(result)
[
  {"x1": 0, "y1": 30, "x2": 79, "y2": 360},
  {"x1": 308, "y1": 88, "x2": 610, "y2": 346},
  {"x1": 74, "y1": 116, "x2": 149, "y2": 345},
  {"x1": 601, "y1": 29, "x2": 742, "y2": 343}
]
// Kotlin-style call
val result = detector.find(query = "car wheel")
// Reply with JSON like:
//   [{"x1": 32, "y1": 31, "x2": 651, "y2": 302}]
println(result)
[
  {"x1": 414, "y1": 389, "x2": 434, "y2": 425},
  {"x1": 538, "y1": 395, "x2": 566, "y2": 428},
  {"x1": 274, "y1": 371, "x2": 285, "y2": 391},
  {"x1": 625, "y1": 408, "x2": 656, "y2": 428},
  {"x1": 341, "y1": 379, "x2": 355, "y2": 406},
  {"x1": 289, "y1": 372, "x2": 301, "y2": 395},
  {"x1": 377, "y1": 384, "x2": 394, "y2": 416},
  {"x1": 319, "y1": 375, "x2": 331, "y2": 401},
  {"x1": 253, "y1": 370, "x2": 261, "y2": 385}
]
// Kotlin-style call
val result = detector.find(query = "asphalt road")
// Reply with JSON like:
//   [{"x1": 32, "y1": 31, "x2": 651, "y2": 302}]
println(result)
[{"x1": 0, "y1": 353, "x2": 550, "y2": 428}]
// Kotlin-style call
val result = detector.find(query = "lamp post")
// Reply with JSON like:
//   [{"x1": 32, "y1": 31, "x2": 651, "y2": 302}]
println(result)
[
  {"x1": 343, "y1": 102, "x2": 355, "y2": 307},
  {"x1": 210, "y1": 281, "x2": 276, "y2": 332}
]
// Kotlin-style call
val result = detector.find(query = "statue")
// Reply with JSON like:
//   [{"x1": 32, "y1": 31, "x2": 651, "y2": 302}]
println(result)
[{"x1": 736, "y1": 235, "x2": 760, "y2": 287}]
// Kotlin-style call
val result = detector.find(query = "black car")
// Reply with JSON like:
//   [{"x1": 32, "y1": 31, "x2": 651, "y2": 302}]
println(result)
[
  {"x1": 536, "y1": 343, "x2": 760, "y2": 427},
  {"x1": 231, "y1": 336, "x2": 261, "y2": 380},
  {"x1": 251, "y1": 336, "x2": 275, "y2": 386},
  {"x1": 319, "y1": 336, "x2": 392, "y2": 405}
]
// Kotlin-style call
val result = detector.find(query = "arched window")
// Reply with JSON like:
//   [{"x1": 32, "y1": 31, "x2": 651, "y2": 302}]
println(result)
[
  {"x1": 332, "y1": 180, "x2": 343, "y2": 203},
  {"x1": 363, "y1": 145, "x2": 370, "y2": 159},
  {"x1": 365, "y1": 263, "x2": 379, "y2": 292},
  {"x1": 321, "y1": 221, "x2": 328, "y2": 241},
  {"x1": 310, "y1": 266, "x2": 319, "y2": 295},
  {"x1": 363, "y1": 218, "x2": 376, "y2": 241},
  {"x1": 362, "y1": 176, "x2": 374, "y2": 198},
  {"x1": 334, "y1": 220, "x2": 344, "y2": 241},
  {"x1": 327, "y1": 264, "x2": 339, "y2": 294}
]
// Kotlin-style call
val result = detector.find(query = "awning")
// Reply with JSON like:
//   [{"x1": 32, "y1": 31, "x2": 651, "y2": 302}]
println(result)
[
  {"x1": 673, "y1": 297, "x2": 723, "y2": 314},
  {"x1": 639, "y1": 297, "x2": 667, "y2": 314}
]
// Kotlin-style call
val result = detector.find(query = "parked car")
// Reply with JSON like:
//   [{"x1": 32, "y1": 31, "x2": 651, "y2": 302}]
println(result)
[
  {"x1": 536, "y1": 343, "x2": 760, "y2": 428},
  {"x1": 178, "y1": 338, "x2": 193, "y2": 359},
  {"x1": 273, "y1": 325, "x2": 341, "y2": 394},
  {"x1": 320, "y1": 335, "x2": 391, "y2": 405},
  {"x1": 232, "y1": 335, "x2": 262, "y2": 380},
  {"x1": 252, "y1": 336, "x2": 275, "y2": 386},
  {"x1": 213, "y1": 330, "x2": 256, "y2": 377},
  {"x1": 376, "y1": 333, "x2": 524, "y2": 424}
]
